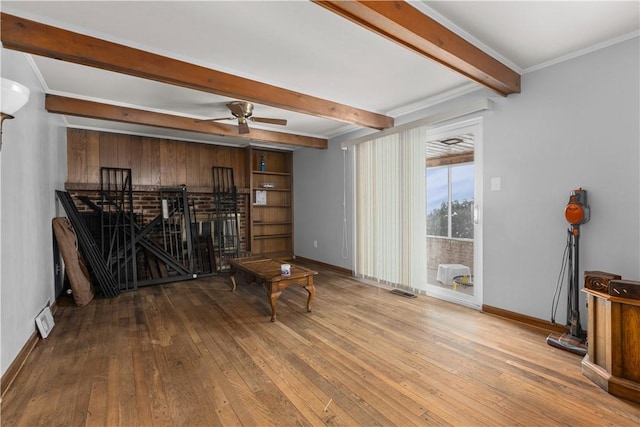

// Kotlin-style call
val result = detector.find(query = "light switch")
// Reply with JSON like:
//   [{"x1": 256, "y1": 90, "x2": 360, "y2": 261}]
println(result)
[{"x1": 491, "y1": 177, "x2": 501, "y2": 191}]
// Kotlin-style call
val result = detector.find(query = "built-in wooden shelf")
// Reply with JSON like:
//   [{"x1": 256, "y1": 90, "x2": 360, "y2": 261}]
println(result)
[
  {"x1": 254, "y1": 234, "x2": 291, "y2": 240},
  {"x1": 248, "y1": 148, "x2": 293, "y2": 258},
  {"x1": 252, "y1": 171, "x2": 291, "y2": 176}
]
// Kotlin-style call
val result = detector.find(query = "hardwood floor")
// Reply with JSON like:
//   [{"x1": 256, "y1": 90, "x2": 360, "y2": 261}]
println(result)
[{"x1": 2, "y1": 266, "x2": 639, "y2": 426}]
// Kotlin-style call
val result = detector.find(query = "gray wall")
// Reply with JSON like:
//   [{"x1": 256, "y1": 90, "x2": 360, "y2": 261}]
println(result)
[
  {"x1": 1, "y1": 48, "x2": 67, "y2": 376},
  {"x1": 294, "y1": 37, "x2": 640, "y2": 326},
  {"x1": 482, "y1": 37, "x2": 639, "y2": 321},
  {"x1": 294, "y1": 143, "x2": 353, "y2": 268}
]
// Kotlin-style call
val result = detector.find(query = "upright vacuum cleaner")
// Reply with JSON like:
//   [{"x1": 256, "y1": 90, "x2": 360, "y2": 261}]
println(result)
[{"x1": 547, "y1": 188, "x2": 590, "y2": 356}]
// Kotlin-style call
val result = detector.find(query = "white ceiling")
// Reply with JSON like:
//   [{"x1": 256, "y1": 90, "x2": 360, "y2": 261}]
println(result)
[{"x1": 2, "y1": 1, "x2": 639, "y2": 150}]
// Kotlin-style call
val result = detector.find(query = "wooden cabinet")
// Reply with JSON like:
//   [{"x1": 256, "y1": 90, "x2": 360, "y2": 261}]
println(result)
[
  {"x1": 247, "y1": 148, "x2": 293, "y2": 259},
  {"x1": 581, "y1": 289, "x2": 640, "y2": 403}
]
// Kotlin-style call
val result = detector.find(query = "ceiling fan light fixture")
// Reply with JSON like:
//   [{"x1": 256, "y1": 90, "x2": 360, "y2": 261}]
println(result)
[{"x1": 227, "y1": 100, "x2": 253, "y2": 118}]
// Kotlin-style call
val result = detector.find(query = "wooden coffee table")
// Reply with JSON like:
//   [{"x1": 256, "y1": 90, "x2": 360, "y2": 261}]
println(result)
[{"x1": 229, "y1": 256, "x2": 317, "y2": 322}]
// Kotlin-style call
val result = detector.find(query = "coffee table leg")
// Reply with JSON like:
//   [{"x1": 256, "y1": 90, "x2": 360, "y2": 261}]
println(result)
[
  {"x1": 305, "y1": 277, "x2": 315, "y2": 312},
  {"x1": 268, "y1": 283, "x2": 282, "y2": 322},
  {"x1": 229, "y1": 273, "x2": 237, "y2": 292}
]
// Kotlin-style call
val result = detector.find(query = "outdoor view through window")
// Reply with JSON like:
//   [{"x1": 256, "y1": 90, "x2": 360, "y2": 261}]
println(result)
[{"x1": 426, "y1": 163, "x2": 474, "y2": 239}]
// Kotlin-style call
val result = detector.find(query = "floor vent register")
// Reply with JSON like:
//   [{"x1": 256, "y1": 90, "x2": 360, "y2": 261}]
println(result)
[{"x1": 390, "y1": 289, "x2": 417, "y2": 298}]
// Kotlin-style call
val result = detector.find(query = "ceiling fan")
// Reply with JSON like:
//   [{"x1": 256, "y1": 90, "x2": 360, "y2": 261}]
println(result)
[{"x1": 196, "y1": 101, "x2": 287, "y2": 134}]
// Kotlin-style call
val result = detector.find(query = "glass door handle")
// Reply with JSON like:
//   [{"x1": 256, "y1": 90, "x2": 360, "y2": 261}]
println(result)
[{"x1": 474, "y1": 205, "x2": 479, "y2": 224}]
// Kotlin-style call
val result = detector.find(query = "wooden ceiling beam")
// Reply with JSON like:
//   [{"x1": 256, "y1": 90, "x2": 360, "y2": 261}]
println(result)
[
  {"x1": 1, "y1": 12, "x2": 393, "y2": 130},
  {"x1": 45, "y1": 95, "x2": 328, "y2": 149},
  {"x1": 314, "y1": 1, "x2": 521, "y2": 96},
  {"x1": 426, "y1": 152, "x2": 474, "y2": 168}
]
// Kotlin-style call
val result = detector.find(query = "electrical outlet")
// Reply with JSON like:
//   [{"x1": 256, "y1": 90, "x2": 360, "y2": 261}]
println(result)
[{"x1": 313, "y1": 240, "x2": 318, "y2": 248}]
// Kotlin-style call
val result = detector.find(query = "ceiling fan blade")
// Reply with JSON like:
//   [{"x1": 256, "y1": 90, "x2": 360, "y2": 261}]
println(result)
[
  {"x1": 238, "y1": 121, "x2": 250, "y2": 134},
  {"x1": 251, "y1": 117, "x2": 287, "y2": 126},
  {"x1": 194, "y1": 116, "x2": 234, "y2": 123}
]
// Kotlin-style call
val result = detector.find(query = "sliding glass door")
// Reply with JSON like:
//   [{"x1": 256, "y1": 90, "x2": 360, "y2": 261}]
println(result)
[{"x1": 425, "y1": 119, "x2": 482, "y2": 308}]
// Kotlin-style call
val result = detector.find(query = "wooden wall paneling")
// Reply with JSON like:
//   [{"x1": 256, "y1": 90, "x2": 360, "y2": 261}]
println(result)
[
  {"x1": 129, "y1": 136, "x2": 144, "y2": 186},
  {"x1": 142, "y1": 137, "x2": 161, "y2": 187},
  {"x1": 234, "y1": 148, "x2": 246, "y2": 189},
  {"x1": 86, "y1": 131, "x2": 100, "y2": 184},
  {"x1": 175, "y1": 141, "x2": 186, "y2": 187},
  {"x1": 199, "y1": 145, "x2": 213, "y2": 190},
  {"x1": 232, "y1": 146, "x2": 247, "y2": 188},
  {"x1": 227, "y1": 149, "x2": 238, "y2": 187},
  {"x1": 66, "y1": 128, "x2": 88, "y2": 184},
  {"x1": 207, "y1": 144, "x2": 218, "y2": 169},
  {"x1": 209, "y1": 144, "x2": 222, "y2": 188},
  {"x1": 66, "y1": 130, "x2": 249, "y2": 191},
  {"x1": 99, "y1": 132, "x2": 119, "y2": 170},
  {"x1": 209, "y1": 145, "x2": 220, "y2": 188},
  {"x1": 159, "y1": 139, "x2": 177, "y2": 187},
  {"x1": 211, "y1": 146, "x2": 236, "y2": 186},
  {"x1": 208, "y1": 145, "x2": 222, "y2": 166},
  {"x1": 137, "y1": 137, "x2": 150, "y2": 186},
  {"x1": 208, "y1": 145, "x2": 222, "y2": 189},
  {"x1": 117, "y1": 134, "x2": 132, "y2": 170},
  {"x1": 228, "y1": 145, "x2": 246, "y2": 188},
  {"x1": 184, "y1": 143, "x2": 201, "y2": 189},
  {"x1": 224, "y1": 146, "x2": 236, "y2": 186}
]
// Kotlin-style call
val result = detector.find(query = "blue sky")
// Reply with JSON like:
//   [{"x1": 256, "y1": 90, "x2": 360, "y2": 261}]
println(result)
[{"x1": 426, "y1": 164, "x2": 474, "y2": 214}]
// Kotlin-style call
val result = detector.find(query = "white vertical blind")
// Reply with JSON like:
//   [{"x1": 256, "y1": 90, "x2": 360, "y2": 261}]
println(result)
[{"x1": 355, "y1": 126, "x2": 427, "y2": 291}]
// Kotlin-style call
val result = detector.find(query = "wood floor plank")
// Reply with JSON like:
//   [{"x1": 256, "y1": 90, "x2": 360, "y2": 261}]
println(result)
[
  {"x1": 245, "y1": 325, "x2": 366, "y2": 426},
  {"x1": 201, "y1": 311, "x2": 297, "y2": 423},
  {"x1": 266, "y1": 300, "x2": 439, "y2": 424},
  {"x1": 162, "y1": 289, "x2": 246, "y2": 426},
  {"x1": 221, "y1": 292, "x2": 364, "y2": 425},
  {"x1": 2, "y1": 265, "x2": 640, "y2": 426},
  {"x1": 133, "y1": 292, "x2": 176, "y2": 426},
  {"x1": 3, "y1": 345, "x2": 56, "y2": 427},
  {"x1": 303, "y1": 320, "x2": 476, "y2": 426},
  {"x1": 59, "y1": 304, "x2": 100, "y2": 426},
  {"x1": 303, "y1": 301, "x2": 495, "y2": 424},
  {"x1": 35, "y1": 304, "x2": 92, "y2": 427},
  {"x1": 151, "y1": 288, "x2": 219, "y2": 426},
  {"x1": 208, "y1": 305, "x2": 320, "y2": 425},
  {"x1": 285, "y1": 333, "x2": 432, "y2": 425}
]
